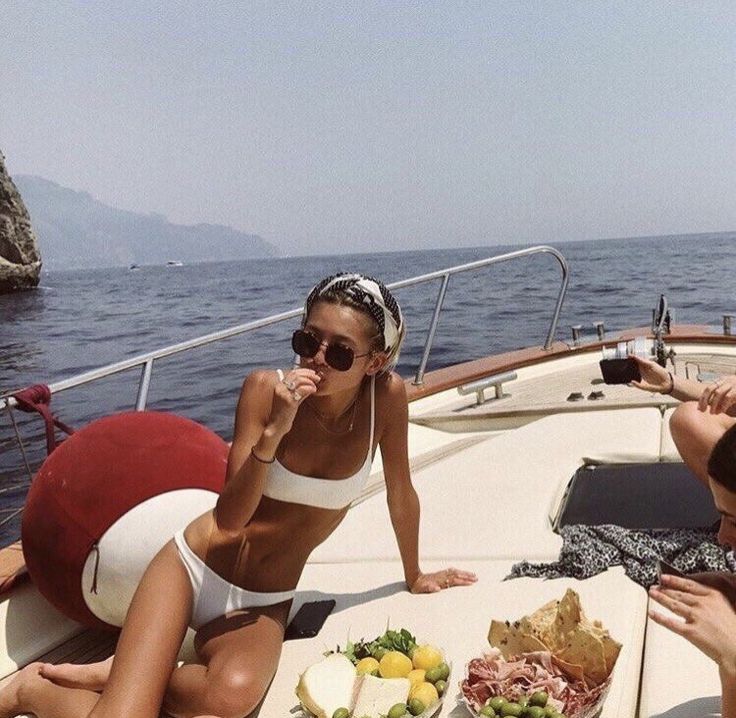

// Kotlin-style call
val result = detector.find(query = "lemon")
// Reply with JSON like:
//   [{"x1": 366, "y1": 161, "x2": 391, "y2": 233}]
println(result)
[
  {"x1": 411, "y1": 644, "x2": 443, "y2": 671},
  {"x1": 409, "y1": 681, "x2": 439, "y2": 708},
  {"x1": 355, "y1": 656, "x2": 380, "y2": 675},
  {"x1": 407, "y1": 668, "x2": 426, "y2": 687},
  {"x1": 379, "y1": 651, "x2": 414, "y2": 678}
]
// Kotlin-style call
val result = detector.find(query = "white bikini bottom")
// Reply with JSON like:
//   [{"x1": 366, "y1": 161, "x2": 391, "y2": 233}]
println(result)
[{"x1": 173, "y1": 530, "x2": 295, "y2": 630}]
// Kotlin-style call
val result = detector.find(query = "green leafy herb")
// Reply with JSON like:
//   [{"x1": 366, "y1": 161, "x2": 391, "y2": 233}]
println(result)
[{"x1": 332, "y1": 627, "x2": 418, "y2": 665}]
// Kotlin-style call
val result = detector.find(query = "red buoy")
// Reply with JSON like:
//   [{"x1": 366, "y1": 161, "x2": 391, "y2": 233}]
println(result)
[{"x1": 22, "y1": 412, "x2": 228, "y2": 630}]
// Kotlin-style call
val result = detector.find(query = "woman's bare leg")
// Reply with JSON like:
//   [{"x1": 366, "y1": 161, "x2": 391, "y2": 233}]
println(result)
[
  {"x1": 669, "y1": 402, "x2": 736, "y2": 485},
  {"x1": 87, "y1": 540, "x2": 193, "y2": 718},
  {"x1": 0, "y1": 541, "x2": 192, "y2": 718},
  {"x1": 162, "y1": 601, "x2": 290, "y2": 718}
]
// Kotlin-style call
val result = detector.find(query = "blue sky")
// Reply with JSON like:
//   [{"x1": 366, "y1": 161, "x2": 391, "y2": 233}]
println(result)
[{"x1": 2, "y1": 1, "x2": 734, "y2": 255}]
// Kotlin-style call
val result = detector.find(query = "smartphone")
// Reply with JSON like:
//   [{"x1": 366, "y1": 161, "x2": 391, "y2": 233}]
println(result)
[
  {"x1": 599, "y1": 358, "x2": 641, "y2": 385},
  {"x1": 657, "y1": 559, "x2": 685, "y2": 580},
  {"x1": 284, "y1": 599, "x2": 336, "y2": 640}
]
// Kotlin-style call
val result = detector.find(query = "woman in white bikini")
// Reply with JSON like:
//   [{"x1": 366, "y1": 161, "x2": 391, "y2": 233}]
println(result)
[{"x1": 0, "y1": 273, "x2": 476, "y2": 718}]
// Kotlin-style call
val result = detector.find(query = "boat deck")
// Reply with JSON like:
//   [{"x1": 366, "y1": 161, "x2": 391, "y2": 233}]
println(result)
[{"x1": 411, "y1": 351, "x2": 736, "y2": 432}]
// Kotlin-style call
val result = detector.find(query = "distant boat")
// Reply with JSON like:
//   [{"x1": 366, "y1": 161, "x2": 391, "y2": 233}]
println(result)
[
  {"x1": 166, "y1": 260, "x2": 184, "y2": 267},
  {"x1": 128, "y1": 264, "x2": 140, "y2": 271}
]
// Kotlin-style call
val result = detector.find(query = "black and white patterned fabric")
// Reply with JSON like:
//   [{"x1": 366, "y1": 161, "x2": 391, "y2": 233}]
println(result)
[
  {"x1": 508, "y1": 524, "x2": 736, "y2": 588},
  {"x1": 305, "y1": 273, "x2": 403, "y2": 352}
]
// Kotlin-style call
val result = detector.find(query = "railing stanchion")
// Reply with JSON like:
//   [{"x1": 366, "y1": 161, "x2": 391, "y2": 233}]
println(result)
[
  {"x1": 135, "y1": 359, "x2": 154, "y2": 411},
  {"x1": 413, "y1": 273, "x2": 450, "y2": 386}
]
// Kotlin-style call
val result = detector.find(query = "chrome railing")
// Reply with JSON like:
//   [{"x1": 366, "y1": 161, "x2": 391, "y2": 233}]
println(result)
[{"x1": 2, "y1": 245, "x2": 569, "y2": 409}]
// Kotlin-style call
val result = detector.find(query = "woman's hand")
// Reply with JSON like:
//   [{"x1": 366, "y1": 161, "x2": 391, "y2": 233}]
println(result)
[
  {"x1": 629, "y1": 355, "x2": 672, "y2": 393},
  {"x1": 268, "y1": 368, "x2": 320, "y2": 436},
  {"x1": 698, "y1": 375, "x2": 736, "y2": 415},
  {"x1": 409, "y1": 568, "x2": 477, "y2": 594},
  {"x1": 649, "y1": 574, "x2": 736, "y2": 672}
]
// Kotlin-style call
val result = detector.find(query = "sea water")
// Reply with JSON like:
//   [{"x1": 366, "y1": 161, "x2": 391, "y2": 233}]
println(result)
[{"x1": 0, "y1": 232, "x2": 734, "y2": 544}]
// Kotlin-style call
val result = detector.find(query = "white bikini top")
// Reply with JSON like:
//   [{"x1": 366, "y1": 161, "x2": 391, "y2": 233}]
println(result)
[{"x1": 262, "y1": 376, "x2": 375, "y2": 509}]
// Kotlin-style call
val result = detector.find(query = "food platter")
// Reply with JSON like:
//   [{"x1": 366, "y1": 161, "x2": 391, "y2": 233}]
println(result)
[
  {"x1": 461, "y1": 590, "x2": 621, "y2": 718},
  {"x1": 294, "y1": 628, "x2": 449, "y2": 718}
]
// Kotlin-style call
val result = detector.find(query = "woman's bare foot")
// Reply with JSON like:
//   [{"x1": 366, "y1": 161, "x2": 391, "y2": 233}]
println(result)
[
  {"x1": 0, "y1": 662, "x2": 43, "y2": 718},
  {"x1": 39, "y1": 656, "x2": 113, "y2": 691}
]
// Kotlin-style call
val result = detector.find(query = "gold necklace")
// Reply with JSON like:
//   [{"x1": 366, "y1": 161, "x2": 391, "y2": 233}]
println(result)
[{"x1": 304, "y1": 394, "x2": 360, "y2": 435}]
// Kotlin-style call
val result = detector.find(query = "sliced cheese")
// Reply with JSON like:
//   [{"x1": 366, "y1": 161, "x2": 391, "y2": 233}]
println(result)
[
  {"x1": 352, "y1": 674, "x2": 411, "y2": 718},
  {"x1": 295, "y1": 653, "x2": 357, "y2": 718}
]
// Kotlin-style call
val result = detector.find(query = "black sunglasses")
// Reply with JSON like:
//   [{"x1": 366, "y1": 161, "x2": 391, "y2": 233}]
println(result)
[{"x1": 291, "y1": 329, "x2": 371, "y2": 371}]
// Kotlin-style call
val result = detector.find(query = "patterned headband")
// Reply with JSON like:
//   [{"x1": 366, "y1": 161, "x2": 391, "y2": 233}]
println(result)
[{"x1": 305, "y1": 273, "x2": 404, "y2": 352}]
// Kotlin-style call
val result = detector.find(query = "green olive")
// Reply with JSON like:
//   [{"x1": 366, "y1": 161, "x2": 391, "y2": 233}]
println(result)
[
  {"x1": 530, "y1": 692, "x2": 548, "y2": 708},
  {"x1": 332, "y1": 709, "x2": 350, "y2": 718},
  {"x1": 408, "y1": 698, "x2": 426, "y2": 716},
  {"x1": 434, "y1": 679, "x2": 447, "y2": 696},
  {"x1": 388, "y1": 703, "x2": 409, "y2": 718},
  {"x1": 372, "y1": 647, "x2": 388, "y2": 661},
  {"x1": 436, "y1": 662, "x2": 450, "y2": 681},
  {"x1": 517, "y1": 696, "x2": 529, "y2": 707},
  {"x1": 488, "y1": 697, "x2": 506, "y2": 712},
  {"x1": 480, "y1": 707, "x2": 497, "y2": 717},
  {"x1": 501, "y1": 702, "x2": 524, "y2": 717},
  {"x1": 527, "y1": 707, "x2": 546, "y2": 718},
  {"x1": 425, "y1": 666, "x2": 444, "y2": 684}
]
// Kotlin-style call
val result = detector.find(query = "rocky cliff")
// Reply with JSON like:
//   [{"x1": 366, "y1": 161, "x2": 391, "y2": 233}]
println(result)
[{"x1": 0, "y1": 152, "x2": 41, "y2": 293}]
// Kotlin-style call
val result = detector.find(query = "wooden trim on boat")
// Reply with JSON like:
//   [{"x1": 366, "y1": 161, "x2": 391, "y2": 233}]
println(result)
[{"x1": 405, "y1": 324, "x2": 736, "y2": 402}]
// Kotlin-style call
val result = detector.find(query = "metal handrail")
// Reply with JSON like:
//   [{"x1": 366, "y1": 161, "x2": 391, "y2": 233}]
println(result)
[{"x1": 2, "y1": 245, "x2": 569, "y2": 408}]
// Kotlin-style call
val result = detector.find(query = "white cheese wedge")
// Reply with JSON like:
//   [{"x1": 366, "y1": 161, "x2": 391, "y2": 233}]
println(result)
[
  {"x1": 295, "y1": 653, "x2": 357, "y2": 718},
  {"x1": 351, "y1": 674, "x2": 411, "y2": 718}
]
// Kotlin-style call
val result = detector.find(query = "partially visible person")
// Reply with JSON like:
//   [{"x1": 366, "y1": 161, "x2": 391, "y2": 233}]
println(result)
[
  {"x1": 649, "y1": 422, "x2": 736, "y2": 715},
  {"x1": 630, "y1": 355, "x2": 736, "y2": 485}
]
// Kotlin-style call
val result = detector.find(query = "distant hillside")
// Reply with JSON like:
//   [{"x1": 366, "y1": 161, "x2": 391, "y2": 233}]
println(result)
[{"x1": 15, "y1": 175, "x2": 277, "y2": 269}]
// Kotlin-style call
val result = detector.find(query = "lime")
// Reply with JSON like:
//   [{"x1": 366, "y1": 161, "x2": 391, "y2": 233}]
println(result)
[
  {"x1": 480, "y1": 707, "x2": 497, "y2": 717},
  {"x1": 530, "y1": 692, "x2": 548, "y2": 708},
  {"x1": 408, "y1": 698, "x2": 426, "y2": 716},
  {"x1": 435, "y1": 679, "x2": 447, "y2": 696},
  {"x1": 332, "y1": 709, "x2": 349, "y2": 718},
  {"x1": 388, "y1": 703, "x2": 409, "y2": 718},
  {"x1": 501, "y1": 702, "x2": 523, "y2": 717}
]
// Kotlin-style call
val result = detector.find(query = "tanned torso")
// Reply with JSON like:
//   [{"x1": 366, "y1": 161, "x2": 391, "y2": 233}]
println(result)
[{"x1": 183, "y1": 375, "x2": 386, "y2": 592}]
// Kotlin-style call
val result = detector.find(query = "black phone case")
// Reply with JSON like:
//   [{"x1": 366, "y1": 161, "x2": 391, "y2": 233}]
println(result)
[
  {"x1": 284, "y1": 599, "x2": 336, "y2": 640},
  {"x1": 599, "y1": 358, "x2": 641, "y2": 384}
]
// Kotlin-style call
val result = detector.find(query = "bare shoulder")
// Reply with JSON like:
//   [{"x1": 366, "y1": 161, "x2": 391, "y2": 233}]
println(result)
[
  {"x1": 374, "y1": 372, "x2": 408, "y2": 412},
  {"x1": 240, "y1": 368, "x2": 281, "y2": 396}
]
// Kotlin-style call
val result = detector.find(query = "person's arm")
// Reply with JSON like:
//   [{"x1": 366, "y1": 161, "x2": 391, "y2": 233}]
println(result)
[
  {"x1": 649, "y1": 574, "x2": 736, "y2": 715},
  {"x1": 629, "y1": 355, "x2": 705, "y2": 400},
  {"x1": 379, "y1": 374, "x2": 477, "y2": 593},
  {"x1": 215, "y1": 368, "x2": 319, "y2": 531},
  {"x1": 630, "y1": 355, "x2": 736, "y2": 415}
]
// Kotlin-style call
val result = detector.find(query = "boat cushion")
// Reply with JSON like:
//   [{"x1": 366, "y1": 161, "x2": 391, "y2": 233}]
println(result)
[
  {"x1": 261, "y1": 559, "x2": 647, "y2": 718},
  {"x1": 310, "y1": 408, "x2": 662, "y2": 563},
  {"x1": 638, "y1": 607, "x2": 721, "y2": 717}
]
